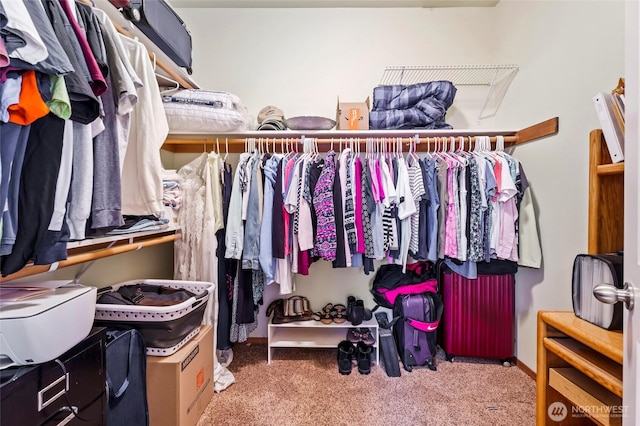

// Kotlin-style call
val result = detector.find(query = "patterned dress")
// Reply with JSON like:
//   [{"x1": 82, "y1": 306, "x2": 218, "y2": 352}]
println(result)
[{"x1": 312, "y1": 151, "x2": 337, "y2": 261}]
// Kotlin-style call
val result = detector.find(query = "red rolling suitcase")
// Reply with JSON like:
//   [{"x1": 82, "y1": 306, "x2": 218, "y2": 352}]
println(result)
[{"x1": 439, "y1": 264, "x2": 515, "y2": 365}]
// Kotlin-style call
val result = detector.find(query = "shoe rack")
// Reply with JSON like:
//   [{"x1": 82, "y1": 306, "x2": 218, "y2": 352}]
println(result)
[{"x1": 267, "y1": 319, "x2": 379, "y2": 366}]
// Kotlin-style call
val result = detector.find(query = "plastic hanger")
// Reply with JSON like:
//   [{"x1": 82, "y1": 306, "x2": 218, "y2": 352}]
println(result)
[
  {"x1": 409, "y1": 135, "x2": 420, "y2": 165},
  {"x1": 150, "y1": 52, "x2": 181, "y2": 95},
  {"x1": 157, "y1": 73, "x2": 180, "y2": 95}
]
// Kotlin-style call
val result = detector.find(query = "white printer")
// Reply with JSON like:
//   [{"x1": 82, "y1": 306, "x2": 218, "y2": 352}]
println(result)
[{"x1": 0, "y1": 281, "x2": 97, "y2": 369}]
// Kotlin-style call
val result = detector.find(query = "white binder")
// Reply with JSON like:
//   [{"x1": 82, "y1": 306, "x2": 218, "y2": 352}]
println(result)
[{"x1": 593, "y1": 92, "x2": 624, "y2": 163}]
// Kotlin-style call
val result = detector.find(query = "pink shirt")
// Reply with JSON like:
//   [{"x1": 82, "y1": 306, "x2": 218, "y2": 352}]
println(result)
[
  {"x1": 282, "y1": 157, "x2": 296, "y2": 255},
  {"x1": 297, "y1": 159, "x2": 314, "y2": 251},
  {"x1": 443, "y1": 158, "x2": 458, "y2": 258},
  {"x1": 354, "y1": 158, "x2": 365, "y2": 254}
]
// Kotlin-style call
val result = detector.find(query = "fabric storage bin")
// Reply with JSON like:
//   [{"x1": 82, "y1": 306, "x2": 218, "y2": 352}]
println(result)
[{"x1": 94, "y1": 280, "x2": 214, "y2": 356}]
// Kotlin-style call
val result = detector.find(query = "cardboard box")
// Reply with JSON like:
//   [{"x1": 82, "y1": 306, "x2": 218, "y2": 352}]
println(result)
[
  {"x1": 336, "y1": 97, "x2": 370, "y2": 130},
  {"x1": 146, "y1": 325, "x2": 214, "y2": 426}
]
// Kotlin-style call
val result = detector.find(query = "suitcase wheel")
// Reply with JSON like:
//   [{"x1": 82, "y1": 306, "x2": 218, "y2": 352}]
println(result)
[
  {"x1": 444, "y1": 352, "x2": 455, "y2": 363},
  {"x1": 426, "y1": 359, "x2": 437, "y2": 371},
  {"x1": 122, "y1": 6, "x2": 141, "y2": 22},
  {"x1": 500, "y1": 358, "x2": 513, "y2": 367}
]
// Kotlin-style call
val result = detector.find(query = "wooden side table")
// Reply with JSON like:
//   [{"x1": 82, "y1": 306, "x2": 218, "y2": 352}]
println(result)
[{"x1": 537, "y1": 311, "x2": 623, "y2": 425}]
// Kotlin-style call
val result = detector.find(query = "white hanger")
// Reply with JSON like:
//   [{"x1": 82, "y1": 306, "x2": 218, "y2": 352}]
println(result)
[
  {"x1": 150, "y1": 52, "x2": 181, "y2": 95},
  {"x1": 157, "y1": 73, "x2": 180, "y2": 95}
]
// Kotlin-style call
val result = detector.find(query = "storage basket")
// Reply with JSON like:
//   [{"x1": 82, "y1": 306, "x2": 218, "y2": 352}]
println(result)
[{"x1": 94, "y1": 279, "x2": 214, "y2": 356}]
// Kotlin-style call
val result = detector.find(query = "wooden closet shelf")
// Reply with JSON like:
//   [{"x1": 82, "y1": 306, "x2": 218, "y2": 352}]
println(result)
[
  {"x1": 588, "y1": 129, "x2": 625, "y2": 254},
  {"x1": 597, "y1": 163, "x2": 624, "y2": 176},
  {"x1": 0, "y1": 228, "x2": 181, "y2": 283},
  {"x1": 537, "y1": 311, "x2": 624, "y2": 425},
  {"x1": 162, "y1": 117, "x2": 558, "y2": 153}
]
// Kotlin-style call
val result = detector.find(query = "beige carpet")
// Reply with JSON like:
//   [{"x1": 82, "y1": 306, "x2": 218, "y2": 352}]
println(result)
[
  {"x1": 198, "y1": 344, "x2": 535, "y2": 426},
  {"x1": 197, "y1": 343, "x2": 536, "y2": 426}
]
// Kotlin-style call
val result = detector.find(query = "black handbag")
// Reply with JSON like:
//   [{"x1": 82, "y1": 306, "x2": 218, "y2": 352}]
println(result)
[
  {"x1": 105, "y1": 329, "x2": 149, "y2": 426},
  {"x1": 572, "y1": 253, "x2": 624, "y2": 330}
]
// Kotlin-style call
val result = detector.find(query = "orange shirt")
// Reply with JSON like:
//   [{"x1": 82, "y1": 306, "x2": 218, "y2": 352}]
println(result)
[{"x1": 8, "y1": 70, "x2": 50, "y2": 125}]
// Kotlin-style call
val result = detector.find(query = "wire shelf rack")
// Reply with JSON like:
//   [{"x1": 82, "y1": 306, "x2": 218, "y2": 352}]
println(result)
[{"x1": 378, "y1": 64, "x2": 519, "y2": 122}]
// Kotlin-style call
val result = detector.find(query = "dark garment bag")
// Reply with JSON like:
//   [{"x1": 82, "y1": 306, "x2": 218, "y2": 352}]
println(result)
[
  {"x1": 375, "y1": 312, "x2": 401, "y2": 377},
  {"x1": 125, "y1": 0, "x2": 193, "y2": 73},
  {"x1": 105, "y1": 329, "x2": 149, "y2": 426}
]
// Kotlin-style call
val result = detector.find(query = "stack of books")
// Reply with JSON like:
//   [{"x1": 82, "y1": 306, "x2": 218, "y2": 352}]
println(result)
[{"x1": 593, "y1": 78, "x2": 625, "y2": 163}]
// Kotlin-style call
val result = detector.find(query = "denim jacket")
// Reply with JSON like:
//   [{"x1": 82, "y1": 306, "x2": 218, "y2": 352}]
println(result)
[
  {"x1": 259, "y1": 156, "x2": 279, "y2": 283},
  {"x1": 225, "y1": 153, "x2": 250, "y2": 259}
]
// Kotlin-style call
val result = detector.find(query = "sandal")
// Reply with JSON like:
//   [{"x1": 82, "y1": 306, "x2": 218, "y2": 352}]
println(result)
[
  {"x1": 319, "y1": 303, "x2": 334, "y2": 325},
  {"x1": 333, "y1": 304, "x2": 347, "y2": 324}
]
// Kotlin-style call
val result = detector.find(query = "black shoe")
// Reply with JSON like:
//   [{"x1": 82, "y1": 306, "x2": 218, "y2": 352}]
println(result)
[
  {"x1": 337, "y1": 340, "x2": 355, "y2": 375},
  {"x1": 356, "y1": 341, "x2": 373, "y2": 375},
  {"x1": 346, "y1": 296, "x2": 356, "y2": 323},
  {"x1": 351, "y1": 300, "x2": 365, "y2": 326},
  {"x1": 362, "y1": 302, "x2": 372, "y2": 321}
]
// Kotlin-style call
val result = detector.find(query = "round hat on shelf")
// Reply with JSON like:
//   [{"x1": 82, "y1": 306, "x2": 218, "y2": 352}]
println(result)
[{"x1": 257, "y1": 105, "x2": 286, "y2": 130}]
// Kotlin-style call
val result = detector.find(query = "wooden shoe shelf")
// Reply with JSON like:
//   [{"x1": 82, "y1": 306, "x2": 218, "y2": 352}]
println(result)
[{"x1": 267, "y1": 319, "x2": 379, "y2": 366}]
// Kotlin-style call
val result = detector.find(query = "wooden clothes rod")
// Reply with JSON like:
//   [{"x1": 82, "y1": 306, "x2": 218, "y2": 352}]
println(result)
[
  {"x1": 0, "y1": 233, "x2": 179, "y2": 283},
  {"x1": 175, "y1": 135, "x2": 517, "y2": 153},
  {"x1": 163, "y1": 117, "x2": 559, "y2": 153}
]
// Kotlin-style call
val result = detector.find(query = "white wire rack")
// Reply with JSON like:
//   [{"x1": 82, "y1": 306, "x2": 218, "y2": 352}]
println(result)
[{"x1": 378, "y1": 64, "x2": 519, "y2": 122}]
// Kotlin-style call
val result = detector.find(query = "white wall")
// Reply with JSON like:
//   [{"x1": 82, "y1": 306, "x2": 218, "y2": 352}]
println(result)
[
  {"x1": 492, "y1": 0, "x2": 624, "y2": 371},
  {"x1": 180, "y1": 6, "x2": 498, "y2": 128},
  {"x1": 13, "y1": 244, "x2": 175, "y2": 286}
]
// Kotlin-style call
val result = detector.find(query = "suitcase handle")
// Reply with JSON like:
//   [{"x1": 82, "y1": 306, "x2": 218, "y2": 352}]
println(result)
[{"x1": 405, "y1": 317, "x2": 440, "y2": 333}]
